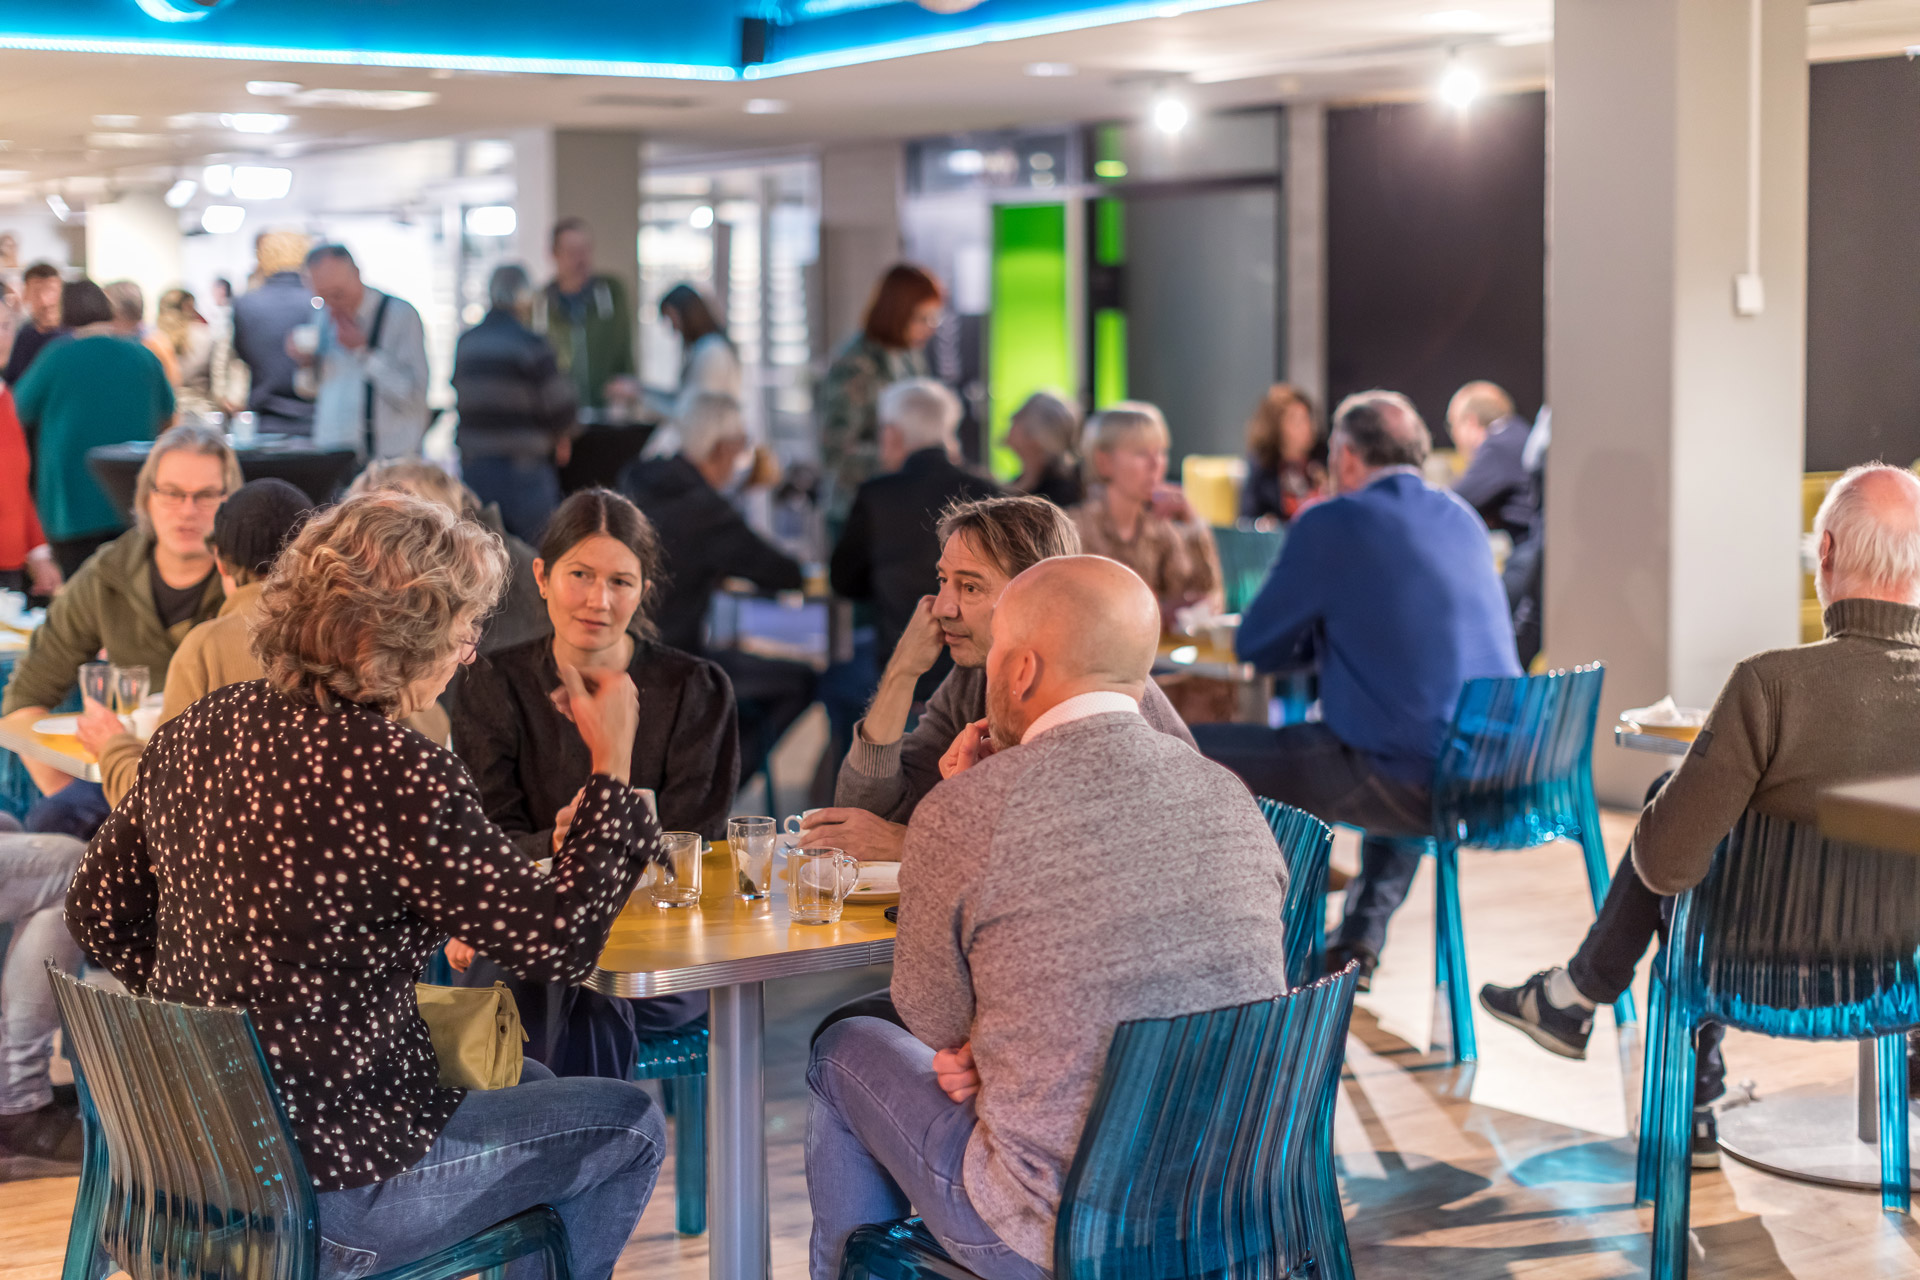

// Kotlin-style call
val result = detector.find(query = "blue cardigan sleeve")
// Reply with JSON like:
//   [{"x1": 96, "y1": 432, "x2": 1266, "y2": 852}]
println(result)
[{"x1": 1235, "y1": 504, "x2": 1330, "y2": 671}]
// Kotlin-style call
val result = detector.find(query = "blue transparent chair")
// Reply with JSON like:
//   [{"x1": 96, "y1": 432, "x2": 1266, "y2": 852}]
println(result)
[
  {"x1": 46, "y1": 965, "x2": 573, "y2": 1280},
  {"x1": 0, "y1": 654, "x2": 38, "y2": 822},
  {"x1": 1212, "y1": 526, "x2": 1285, "y2": 616},
  {"x1": 632, "y1": 1017, "x2": 709, "y2": 1236},
  {"x1": 1363, "y1": 664, "x2": 1622, "y2": 1064},
  {"x1": 1258, "y1": 798, "x2": 1334, "y2": 989},
  {"x1": 840, "y1": 964, "x2": 1360, "y2": 1280},
  {"x1": 1635, "y1": 812, "x2": 1920, "y2": 1279}
]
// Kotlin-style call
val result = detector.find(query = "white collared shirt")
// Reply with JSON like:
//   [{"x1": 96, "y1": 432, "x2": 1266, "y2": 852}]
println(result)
[{"x1": 1020, "y1": 690, "x2": 1144, "y2": 745}]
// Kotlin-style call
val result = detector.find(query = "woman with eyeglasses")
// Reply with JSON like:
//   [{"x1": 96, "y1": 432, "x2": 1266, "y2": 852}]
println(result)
[
  {"x1": 67, "y1": 491, "x2": 670, "y2": 1280},
  {"x1": 0, "y1": 422, "x2": 238, "y2": 838}
]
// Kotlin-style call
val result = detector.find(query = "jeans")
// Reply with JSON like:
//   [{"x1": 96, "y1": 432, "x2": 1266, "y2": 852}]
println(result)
[
  {"x1": 1193, "y1": 721, "x2": 1432, "y2": 958},
  {"x1": 0, "y1": 833, "x2": 86, "y2": 1113},
  {"x1": 314, "y1": 1058, "x2": 664, "y2": 1280},
  {"x1": 25, "y1": 781, "x2": 111, "y2": 842},
  {"x1": 807, "y1": 1018, "x2": 1047, "y2": 1280},
  {"x1": 462, "y1": 453, "x2": 563, "y2": 546}
]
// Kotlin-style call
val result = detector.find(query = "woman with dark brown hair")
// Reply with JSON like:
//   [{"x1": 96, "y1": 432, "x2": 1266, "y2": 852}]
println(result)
[
  {"x1": 1240, "y1": 382, "x2": 1327, "y2": 524},
  {"x1": 818, "y1": 262, "x2": 944, "y2": 509},
  {"x1": 450, "y1": 486, "x2": 740, "y2": 1075}
]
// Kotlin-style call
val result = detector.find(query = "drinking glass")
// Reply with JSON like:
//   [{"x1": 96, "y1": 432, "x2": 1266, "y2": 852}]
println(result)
[
  {"x1": 79, "y1": 662, "x2": 112, "y2": 710},
  {"x1": 649, "y1": 832, "x2": 704, "y2": 908},
  {"x1": 728, "y1": 816, "x2": 777, "y2": 900},
  {"x1": 113, "y1": 665, "x2": 151, "y2": 716},
  {"x1": 789, "y1": 848, "x2": 859, "y2": 925}
]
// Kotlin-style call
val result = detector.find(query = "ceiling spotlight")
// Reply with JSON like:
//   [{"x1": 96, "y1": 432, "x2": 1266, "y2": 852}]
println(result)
[
  {"x1": 246, "y1": 80, "x2": 302, "y2": 97},
  {"x1": 201, "y1": 163, "x2": 232, "y2": 196},
  {"x1": 1024, "y1": 62, "x2": 1076, "y2": 78},
  {"x1": 220, "y1": 112, "x2": 292, "y2": 134},
  {"x1": 201, "y1": 204, "x2": 245, "y2": 234},
  {"x1": 45, "y1": 194, "x2": 69, "y2": 222},
  {"x1": 464, "y1": 205, "x2": 517, "y2": 237},
  {"x1": 1151, "y1": 95, "x2": 1190, "y2": 134},
  {"x1": 230, "y1": 165, "x2": 292, "y2": 200},
  {"x1": 689, "y1": 205, "x2": 715, "y2": 230},
  {"x1": 743, "y1": 98, "x2": 789, "y2": 115},
  {"x1": 1439, "y1": 61, "x2": 1482, "y2": 109},
  {"x1": 163, "y1": 178, "x2": 197, "y2": 208}
]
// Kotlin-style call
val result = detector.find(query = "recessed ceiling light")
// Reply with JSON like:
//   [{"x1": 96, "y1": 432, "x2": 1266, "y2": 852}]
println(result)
[
  {"x1": 91, "y1": 114, "x2": 140, "y2": 129},
  {"x1": 464, "y1": 205, "x2": 517, "y2": 237},
  {"x1": 220, "y1": 112, "x2": 292, "y2": 134},
  {"x1": 1439, "y1": 61, "x2": 1482, "y2": 108},
  {"x1": 246, "y1": 80, "x2": 302, "y2": 97},
  {"x1": 202, "y1": 163, "x2": 232, "y2": 196},
  {"x1": 1024, "y1": 62, "x2": 1076, "y2": 78},
  {"x1": 743, "y1": 98, "x2": 790, "y2": 114},
  {"x1": 201, "y1": 204, "x2": 245, "y2": 234},
  {"x1": 689, "y1": 205, "x2": 714, "y2": 230},
  {"x1": 1150, "y1": 95, "x2": 1189, "y2": 134},
  {"x1": 163, "y1": 178, "x2": 197, "y2": 207},
  {"x1": 230, "y1": 165, "x2": 292, "y2": 200},
  {"x1": 1422, "y1": 9, "x2": 1489, "y2": 30}
]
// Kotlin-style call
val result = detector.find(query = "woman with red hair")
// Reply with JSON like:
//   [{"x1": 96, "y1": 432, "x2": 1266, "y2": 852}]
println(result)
[
  {"x1": 817, "y1": 263, "x2": 944, "y2": 512},
  {"x1": 0, "y1": 387, "x2": 60, "y2": 598}
]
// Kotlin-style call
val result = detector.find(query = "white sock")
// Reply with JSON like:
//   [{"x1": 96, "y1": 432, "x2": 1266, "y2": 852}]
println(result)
[{"x1": 1546, "y1": 967, "x2": 1597, "y2": 1012}]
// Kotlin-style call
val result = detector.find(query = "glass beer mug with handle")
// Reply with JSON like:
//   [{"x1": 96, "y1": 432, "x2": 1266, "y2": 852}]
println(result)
[{"x1": 789, "y1": 848, "x2": 860, "y2": 925}]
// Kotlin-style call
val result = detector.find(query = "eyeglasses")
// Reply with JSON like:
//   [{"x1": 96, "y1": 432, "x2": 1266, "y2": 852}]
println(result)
[
  {"x1": 455, "y1": 632, "x2": 481, "y2": 665},
  {"x1": 150, "y1": 486, "x2": 227, "y2": 509}
]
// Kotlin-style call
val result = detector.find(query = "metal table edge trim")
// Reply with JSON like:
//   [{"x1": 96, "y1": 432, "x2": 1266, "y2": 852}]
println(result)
[{"x1": 584, "y1": 938, "x2": 897, "y2": 997}]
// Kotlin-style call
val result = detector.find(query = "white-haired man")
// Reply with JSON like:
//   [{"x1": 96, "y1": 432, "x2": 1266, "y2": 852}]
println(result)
[
  {"x1": 1482, "y1": 461, "x2": 1920, "y2": 1167},
  {"x1": 830, "y1": 378, "x2": 999, "y2": 701}
]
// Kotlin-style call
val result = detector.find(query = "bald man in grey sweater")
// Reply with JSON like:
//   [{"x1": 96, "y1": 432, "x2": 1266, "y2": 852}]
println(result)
[{"x1": 805, "y1": 556, "x2": 1287, "y2": 1279}]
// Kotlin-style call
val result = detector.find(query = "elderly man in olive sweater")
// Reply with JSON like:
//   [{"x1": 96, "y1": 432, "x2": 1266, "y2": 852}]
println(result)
[
  {"x1": 805, "y1": 556, "x2": 1287, "y2": 1280},
  {"x1": 1483, "y1": 462, "x2": 1920, "y2": 1166}
]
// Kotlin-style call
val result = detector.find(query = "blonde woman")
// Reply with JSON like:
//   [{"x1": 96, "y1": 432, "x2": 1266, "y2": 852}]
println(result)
[
  {"x1": 67, "y1": 492, "x2": 668, "y2": 1280},
  {"x1": 1072, "y1": 401, "x2": 1223, "y2": 623}
]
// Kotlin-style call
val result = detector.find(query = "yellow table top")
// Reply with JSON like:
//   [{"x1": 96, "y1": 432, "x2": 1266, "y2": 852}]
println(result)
[
  {"x1": 586, "y1": 843, "x2": 897, "y2": 998},
  {"x1": 0, "y1": 717, "x2": 101, "y2": 782}
]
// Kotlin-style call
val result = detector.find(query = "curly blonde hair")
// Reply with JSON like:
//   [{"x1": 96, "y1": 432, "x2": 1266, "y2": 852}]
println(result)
[{"x1": 252, "y1": 492, "x2": 508, "y2": 713}]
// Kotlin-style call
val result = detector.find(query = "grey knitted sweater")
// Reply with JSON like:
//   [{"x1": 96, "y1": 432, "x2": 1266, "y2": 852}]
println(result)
[
  {"x1": 892, "y1": 710, "x2": 1288, "y2": 1266},
  {"x1": 836, "y1": 663, "x2": 1196, "y2": 824}
]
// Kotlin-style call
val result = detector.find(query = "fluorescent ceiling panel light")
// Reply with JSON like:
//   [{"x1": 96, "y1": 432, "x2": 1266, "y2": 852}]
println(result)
[
  {"x1": 945, "y1": 148, "x2": 986, "y2": 174},
  {"x1": 463, "y1": 205, "x2": 516, "y2": 236},
  {"x1": 86, "y1": 132, "x2": 167, "y2": 148},
  {"x1": 230, "y1": 165, "x2": 292, "y2": 199},
  {"x1": 163, "y1": 178, "x2": 197, "y2": 207},
  {"x1": 201, "y1": 163, "x2": 232, "y2": 196},
  {"x1": 91, "y1": 114, "x2": 139, "y2": 128},
  {"x1": 743, "y1": 98, "x2": 790, "y2": 114},
  {"x1": 1421, "y1": 8, "x2": 1490, "y2": 29},
  {"x1": 220, "y1": 112, "x2": 292, "y2": 133},
  {"x1": 1024, "y1": 61, "x2": 1076, "y2": 77},
  {"x1": 201, "y1": 204, "x2": 245, "y2": 234},
  {"x1": 289, "y1": 88, "x2": 437, "y2": 110},
  {"x1": 246, "y1": 80, "x2": 302, "y2": 96}
]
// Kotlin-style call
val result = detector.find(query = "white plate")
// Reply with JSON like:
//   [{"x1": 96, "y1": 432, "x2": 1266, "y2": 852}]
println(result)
[
  {"x1": 33, "y1": 715, "x2": 79, "y2": 736},
  {"x1": 849, "y1": 862, "x2": 900, "y2": 904}
]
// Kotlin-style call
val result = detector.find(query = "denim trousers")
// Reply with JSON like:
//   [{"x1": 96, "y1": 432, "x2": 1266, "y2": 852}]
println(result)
[
  {"x1": 807, "y1": 1018, "x2": 1048, "y2": 1280},
  {"x1": 25, "y1": 781, "x2": 111, "y2": 842},
  {"x1": 461, "y1": 453, "x2": 563, "y2": 546},
  {"x1": 314, "y1": 1060, "x2": 664, "y2": 1280},
  {"x1": 0, "y1": 833, "x2": 86, "y2": 1113},
  {"x1": 1192, "y1": 721, "x2": 1432, "y2": 957}
]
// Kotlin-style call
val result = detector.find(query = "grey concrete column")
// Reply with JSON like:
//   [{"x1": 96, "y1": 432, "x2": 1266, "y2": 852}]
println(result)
[
  {"x1": 1285, "y1": 102, "x2": 1326, "y2": 407},
  {"x1": 513, "y1": 128, "x2": 643, "y2": 364},
  {"x1": 1547, "y1": 0, "x2": 1807, "y2": 804},
  {"x1": 819, "y1": 142, "x2": 904, "y2": 351}
]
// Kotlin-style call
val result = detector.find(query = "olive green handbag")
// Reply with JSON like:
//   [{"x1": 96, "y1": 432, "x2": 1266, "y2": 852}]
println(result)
[{"x1": 415, "y1": 981, "x2": 528, "y2": 1090}]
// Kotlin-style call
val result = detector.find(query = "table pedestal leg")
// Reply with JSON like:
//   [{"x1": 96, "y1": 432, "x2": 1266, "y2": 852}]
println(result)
[
  {"x1": 709, "y1": 981, "x2": 769, "y2": 1280},
  {"x1": 1717, "y1": 1042, "x2": 1914, "y2": 1190}
]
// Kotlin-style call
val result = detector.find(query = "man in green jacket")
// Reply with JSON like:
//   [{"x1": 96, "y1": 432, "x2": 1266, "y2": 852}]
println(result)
[
  {"x1": 536, "y1": 217, "x2": 637, "y2": 414},
  {"x1": 0, "y1": 424, "x2": 235, "y2": 835}
]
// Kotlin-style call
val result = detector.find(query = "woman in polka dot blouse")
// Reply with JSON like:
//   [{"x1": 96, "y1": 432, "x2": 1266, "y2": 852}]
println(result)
[{"x1": 67, "y1": 492, "x2": 669, "y2": 1280}]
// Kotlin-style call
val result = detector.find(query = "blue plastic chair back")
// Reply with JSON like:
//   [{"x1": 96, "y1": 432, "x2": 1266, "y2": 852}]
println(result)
[
  {"x1": 1211, "y1": 526, "x2": 1285, "y2": 616},
  {"x1": 1640, "y1": 812, "x2": 1920, "y2": 1276},
  {"x1": 46, "y1": 966, "x2": 573, "y2": 1280},
  {"x1": 1257, "y1": 798, "x2": 1333, "y2": 990},
  {"x1": 1429, "y1": 663, "x2": 1605, "y2": 850},
  {"x1": 1052, "y1": 965, "x2": 1359, "y2": 1279}
]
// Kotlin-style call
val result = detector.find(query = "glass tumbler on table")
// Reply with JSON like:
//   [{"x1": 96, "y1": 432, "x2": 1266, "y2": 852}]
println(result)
[
  {"x1": 79, "y1": 662, "x2": 112, "y2": 710},
  {"x1": 649, "y1": 831, "x2": 704, "y2": 908},
  {"x1": 789, "y1": 848, "x2": 860, "y2": 924},
  {"x1": 113, "y1": 665, "x2": 150, "y2": 716},
  {"x1": 728, "y1": 816, "x2": 777, "y2": 900}
]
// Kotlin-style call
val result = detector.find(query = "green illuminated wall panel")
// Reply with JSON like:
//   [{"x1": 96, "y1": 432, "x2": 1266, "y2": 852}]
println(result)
[{"x1": 988, "y1": 202, "x2": 1071, "y2": 482}]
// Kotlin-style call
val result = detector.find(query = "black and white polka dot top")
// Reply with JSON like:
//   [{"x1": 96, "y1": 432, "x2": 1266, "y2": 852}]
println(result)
[{"x1": 66, "y1": 679, "x2": 664, "y2": 1192}]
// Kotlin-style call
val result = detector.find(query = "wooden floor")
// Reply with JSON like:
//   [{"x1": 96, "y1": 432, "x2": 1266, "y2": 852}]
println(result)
[{"x1": 5, "y1": 803, "x2": 1919, "y2": 1279}]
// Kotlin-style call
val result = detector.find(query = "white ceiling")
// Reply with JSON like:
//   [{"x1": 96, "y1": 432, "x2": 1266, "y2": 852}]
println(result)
[{"x1": 0, "y1": 0, "x2": 1914, "y2": 198}]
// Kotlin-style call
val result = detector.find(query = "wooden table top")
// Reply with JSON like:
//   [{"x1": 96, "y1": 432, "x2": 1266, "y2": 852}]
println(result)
[
  {"x1": 586, "y1": 843, "x2": 897, "y2": 998},
  {"x1": 0, "y1": 718, "x2": 100, "y2": 782},
  {"x1": 1818, "y1": 774, "x2": 1920, "y2": 855}
]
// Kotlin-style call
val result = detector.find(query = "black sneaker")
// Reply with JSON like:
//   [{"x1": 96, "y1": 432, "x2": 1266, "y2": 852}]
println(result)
[
  {"x1": 1325, "y1": 942, "x2": 1378, "y2": 993},
  {"x1": 1478, "y1": 971, "x2": 1594, "y2": 1060},
  {"x1": 0, "y1": 1100, "x2": 83, "y2": 1165},
  {"x1": 1692, "y1": 1107, "x2": 1721, "y2": 1170}
]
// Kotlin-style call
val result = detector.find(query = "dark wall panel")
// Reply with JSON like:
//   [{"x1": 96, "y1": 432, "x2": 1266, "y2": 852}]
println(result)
[
  {"x1": 1326, "y1": 93, "x2": 1545, "y2": 442},
  {"x1": 1806, "y1": 57, "x2": 1920, "y2": 472}
]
